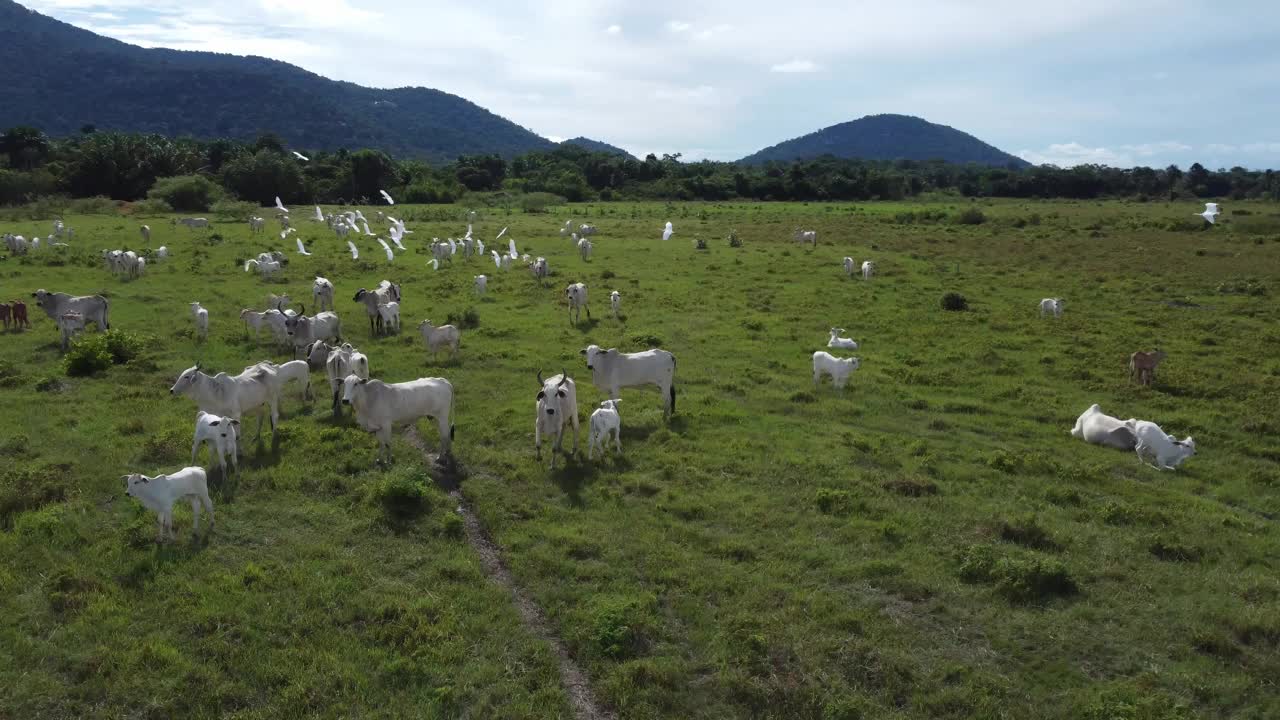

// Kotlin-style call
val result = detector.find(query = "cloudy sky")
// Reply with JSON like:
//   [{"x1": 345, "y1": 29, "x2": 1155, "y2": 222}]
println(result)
[{"x1": 24, "y1": 0, "x2": 1280, "y2": 167}]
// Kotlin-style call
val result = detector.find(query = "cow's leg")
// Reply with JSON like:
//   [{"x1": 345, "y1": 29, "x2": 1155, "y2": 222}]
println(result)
[
  {"x1": 192, "y1": 438, "x2": 202, "y2": 465},
  {"x1": 436, "y1": 413, "x2": 451, "y2": 456},
  {"x1": 614, "y1": 427, "x2": 622, "y2": 454},
  {"x1": 535, "y1": 420, "x2": 542, "y2": 460},
  {"x1": 190, "y1": 498, "x2": 202, "y2": 534}
]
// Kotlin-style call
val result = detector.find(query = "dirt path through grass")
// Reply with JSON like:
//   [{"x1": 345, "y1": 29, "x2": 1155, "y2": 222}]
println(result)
[{"x1": 406, "y1": 427, "x2": 614, "y2": 720}]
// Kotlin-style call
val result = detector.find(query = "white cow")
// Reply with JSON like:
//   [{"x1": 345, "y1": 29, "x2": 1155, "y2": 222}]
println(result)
[
  {"x1": 1070, "y1": 404, "x2": 1138, "y2": 450},
  {"x1": 794, "y1": 228, "x2": 817, "y2": 245},
  {"x1": 122, "y1": 466, "x2": 214, "y2": 541},
  {"x1": 861, "y1": 261, "x2": 875, "y2": 280},
  {"x1": 534, "y1": 370, "x2": 580, "y2": 468},
  {"x1": 244, "y1": 258, "x2": 282, "y2": 279},
  {"x1": 56, "y1": 311, "x2": 86, "y2": 351},
  {"x1": 170, "y1": 363, "x2": 280, "y2": 445},
  {"x1": 827, "y1": 328, "x2": 858, "y2": 350},
  {"x1": 530, "y1": 257, "x2": 549, "y2": 283},
  {"x1": 588, "y1": 399, "x2": 622, "y2": 460},
  {"x1": 813, "y1": 351, "x2": 860, "y2": 389},
  {"x1": 566, "y1": 283, "x2": 590, "y2": 324},
  {"x1": 179, "y1": 217, "x2": 210, "y2": 230},
  {"x1": 579, "y1": 224, "x2": 598, "y2": 237},
  {"x1": 578, "y1": 238, "x2": 593, "y2": 261},
  {"x1": 140, "y1": 225, "x2": 151, "y2": 244},
  {"x1": 843, "y1": 257, "x2": 855, "y2": 277},
  {"x1": 249, "y1": 217, "x2": 266, "y2": 233},
  {"x1": 417, "y1": 320, "x2": 461, "y2": 362},
  {"x1": 192, "y1": 411, "x2": 240, "y2": 478},
  {"x1": 474, "y1": 275, "x2": 487, "y2": 295},
  {"x1": 31, "y1": 289, "x2": 109, "y2": 331},
  {"x1": 342, "y1": 375, "x2": 455, "y2": 463},
  {"x1": 1128, "y1": 419, "x2": 1196, "y2": 470},
  {"x1": 312, "y1": 276, "x2": 335, "y2": 312},
  {"x1": 325, "y1": 343, "x2": 369, "y2": 415},
  {"x1": 377, "y1": 302, "x2": 401, "y2": 334},
  {"x1": 610, "y1": 290, "x2": 621, "y2": 318},
  {"x1": 190, "y1": 302, "x2": 209, "y2": 340},
  {"x1": 247, "y1": 360, "x2": 312, "y2": 406},
  {"x1": 1039, "y1": 298, "x2": 1064, "y2": 318},
  {"x1": 155, "y1": 246, "x2": 168, "y2": 261},
  {"x1": 284, "y1": 309, "x2": 342, "y2": 357},
  {"x1": 581, "y1": 344, "x2": 677, "y2": 419}
]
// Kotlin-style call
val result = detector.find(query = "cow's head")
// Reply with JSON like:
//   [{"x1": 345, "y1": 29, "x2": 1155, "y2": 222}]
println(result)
[
  {"x1": 284, "y1": 306, "x2": 306, "y2": 336},
  {"x1": 352, "y1": 288, "x2": 368, "y2": 302},
  {"x1": 122, "y1": 473, "x2": 151, "y2": 498},
  {"x1": 171, "y1": 363, "x2": 202, "y2": 395},
  {"x1": 536, "y1": 369, "x2": 569, "y2": 415},
  {"x1": 341, "y1": 374, "x2": 368, "y2": 405},
  {"x1": 31, "y1": 289, "x2": 50, "y2": 307},
  {"x1": 581, "y1": 345, "x2": 603, "y2": 370}
]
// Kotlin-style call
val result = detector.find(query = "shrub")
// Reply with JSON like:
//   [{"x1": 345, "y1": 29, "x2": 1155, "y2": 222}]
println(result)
[
  {"x1": 1, "y1": 466, "x2": 75, "y2": 528},
  {"x1": 67, "y1": 196, "x2": 117, "y2": 215},
  {"x1": 147, "y1": 174, "x2": 223, "y2": 212},
  {"x1": 941, "y1": 292, "x2": 969, "y2": 312},
  {"x1": 101, "y1": 329, "x2": 144, "y2": 364},
  {"x1": 371, "y1": 470, "x2": 431, "y2": 524},
  {"x1": 34, "y1": 375, "x2": 65, "y2": 393},
  {"x1": 63, "y1": 337, "x2": 113, "y2": 377},
  {"x1": 997, "y1": 515, "x2": 1059, "y2": 551},
  {"x1": 0, "y1": 361, "x2": 21, "y2": 388},
  {"x1": 994, "y1": 557, "x2": 1077, "y2": 602},
  {"x1": 953, "y1": 207, "x2": 986, "y2": 225},
  {"x1": 130, "y1": 198, "x2": 173, "y2": 216},
  {"x1": 815, "y1": 488, "x2": 853, "y2": 515},
  {"x1": 1148, "y1": 536, "x2": 1201, "y2": 562},
  {"x1": 694, "y1": 237, "x2": 708, "y2": 250},
  {"x1": 445, "y1": 307, "x2": 481, "y2": 330},
  {"x1": 587, "y1": 595, "x2": 652, "y2": 660},
  {"x1": 882, "y1": 476, "x2": 938, "y2": 497},
  {"x1": 519, "y1": 192, "x2": 567, "y2": 213},
  {"x1": 210, "y1": 199, "x2": 258, "y2": 220},
  {"x1": 728, "y1": 230, "x2": 742, "y2": 247}
]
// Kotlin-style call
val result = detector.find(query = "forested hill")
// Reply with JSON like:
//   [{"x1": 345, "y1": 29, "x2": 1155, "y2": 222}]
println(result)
[
  {"x1": 0, "y1": 0, "x2": 554, "y2": 163},
  {"x1": 739, "y1": 114, "x2": 1030, "y2": 168},
  {"x1": 559, "y1": 138, "x2": 637, "y2": 160}
]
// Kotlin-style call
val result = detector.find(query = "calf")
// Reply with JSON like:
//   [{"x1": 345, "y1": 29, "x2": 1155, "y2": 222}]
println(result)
[
  {"x1": 610, "y1": 291, "x2": 621, "y2": 318},
  {"x1": 474, "y1": 275, "x2": 487, "y2": 295},
  {"x1": 312, "y1": 277, "x2": 335, "y2": 312},
  {"x1": 122, "y1": 467, "x2": 214, "y2": 542},
  {"x1": 813, "y1": 351, "x2": 860, "y2": 389},
  {"x1": 1128, "y1": 419, "x2": 1196, "y2": 470},
  {"x1": 843, "y1": 257, "x2": 855, "y2": 277},
  {"x1": 578, "y1": 238, "x2": 593, "y2": 261},
  {"x1": 418, "y1": 320, "x2": 460, "y2": 362},
  {"x1": 10, "y1": 301, "x2": 28, "y2": 329},
  {"x1": 325, "y1": 343, "x2": 370, "y2": 416},
  {"x1": 535, "y1": 370, "x2": 580, "y2": 468},
  {"x1": 530, "y1": 257, "x2": 549, "y2": 283},
  {"x1": 1039, "y1": 298, "x2": 1064, "y2": 318},
  {"x1": 342, "y1": 375, "x2": 455, "y2": 463},
  {"x1": 566, "y1": 283, "x2": 590, "y2": 324},
  {"x1": 56, "y1": 311, "x2": 86, "y2": 351},
  {"x1": 192, "y1": 411, "x2": 240, "y2": 478},
  {"x1": 0, "y1": 302, "x2": 9, "y2": 330},
  {"x1": 588, "y1": 399, "x2": 622, "y2": 460},
  {"x1": 303, "y1": 340, "x2": 339, "y2": 370},
  {"x1": 827, "y1": 328, "x2": 858, "y2": 350},
  {"x1": 190, "y1": 301, "x2": 209, "y2": 340},
  {"x1": 1129, "y1": 350, "x2": 1167, "y2": 386},
  {"x1": 861, "y1": 260, "x2": 875, "y2": 280},
  {"x1": 377, "y1": 302, "x2": 401, "y2": 334}
]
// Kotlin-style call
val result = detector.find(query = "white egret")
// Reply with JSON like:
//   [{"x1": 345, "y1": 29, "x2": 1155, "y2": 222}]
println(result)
[
  {"x1": 448, "y1": 238, "x2": 457, "y2": 255},
  {"x1": 496, "y1": 226, "x2": 508, "y2": 241},
  {"x1": 292, "y1": 151, "x2": 309, "y2": 162},
  {"x1": 662, "y1": 221, "x2": 674, "y2": 241},
  {"x1": 376, "y1": 237, "x2": 394, "y2": 261},
  {"x1": 380, "y1": 189, "x2": 395, "y2": 205},
  {"x1": 295, "y1": 237, "x2": 311, "y2": 256},
  {"x1": 361, "y1": 220, "x2": 375, "y2": 236},
  {"x1": 428, "y1": 258, "x2": 439, "y2": 270},
  {"x1": 508, "y1": 238, "x2": 518, "y2": 259},
  {"x1": 312, "y1": 205, "x2": 324, "y2": 222},
  {"x1": 347, "y1": 241, "x2": 359, "y2": 259},
  {"x1": 275, "y1": 196, "x2": 289, "y2": 213},
  {"x1": 1197, "y1": 202, "x2": 1221, "y2": 224}
]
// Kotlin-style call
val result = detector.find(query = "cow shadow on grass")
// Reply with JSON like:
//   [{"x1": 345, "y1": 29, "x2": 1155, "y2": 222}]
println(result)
[
  {"x1": 570, "y1": 318, "x2": 600, "y2": 334},
  {"x1": 549, "y1": 450, "x2": 630, "y2": 507}
]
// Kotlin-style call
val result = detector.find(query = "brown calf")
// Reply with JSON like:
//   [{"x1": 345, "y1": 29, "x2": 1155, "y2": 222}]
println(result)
[
  {"x1": 0, "y1": 302, "x2": 10, "y2": 330},
  {"x1": 11, "y1": 300, "x2": 30, "y2": 329},
  {"x1": 1129, "y1": 349, "x2": 1167, "y2": 386}
]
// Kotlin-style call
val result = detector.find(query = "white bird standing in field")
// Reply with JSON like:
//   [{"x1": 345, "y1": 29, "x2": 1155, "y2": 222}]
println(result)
[
  {"x1": 428, "y1": 258, "x2": 439, "y2": 270},
  {"x1": 376, "y1": 237, "x2": 394, "y2": 261},
  {"x1": 312, "y1": 205, "x2": 324, "y2": 222},
  {"x1": 347, "y1": 241, "x2": 359, "y2": 259},
  {"x1": 662, "y1": 221, "x2": 674, "y2": 241},
  {"x1": 448, "y1": 238, "x2": 457, "y2": 255},
  {"x1": 361, "y1": 220, "x2": 375, "y2": 236},
  {"x1": 292, "y1": 151, "x2": 309, "y2": 162},
  {"x1": 380, "y1": 189, "x2": 395, "y2": 205},
  {"x1": 275, "y1": 196, "x2": 289, "y2": 213},
  {"x1": 1197, "y1": 202, "x2": 1221, "y2": 224},
  {"x1": 508, "y1": 238, "x2": 519, "y2": 261},
  {"x1": 295, "y1": 237, "x2": 311, "y2": 256}
]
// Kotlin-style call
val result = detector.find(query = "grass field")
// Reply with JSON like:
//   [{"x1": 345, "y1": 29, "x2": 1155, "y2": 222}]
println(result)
[{"x1": 2, "y1": 198, "x2": 1279, "y2": 719}]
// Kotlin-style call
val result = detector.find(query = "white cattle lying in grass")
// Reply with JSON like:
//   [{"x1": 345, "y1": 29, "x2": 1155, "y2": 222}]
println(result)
[
  {"x1": 534, "y1": 370, "x2": 579, "y2": 468},
  {"x1": 581, "y1": 344, "x2": 677, "y2": 419},
  {"x1": 325, "y1": 343, "x2": 369, "y2": 415},
  {"x1": 170, "y1": 363, "x2": 280, "y2": 446},
  {"x1": 588, "y1": 399, "x2": 622, "y2": 460},
  {"x1": 190, "y1": 301, "x2": 208, "y2": 340},
  {"x1": 566, "y1": 283, "x2": 590, "y2": 324},
  {"x1": 812, "y1": 351, "x2": 860, "y2": 389},
  {"x1": 1069, "y1": 404, "x2": 1137, "y2": 450},
  {"x1": 418, "y1": 320, "x2": 460, "y2": 362},
  {"x1": 1128, "y1": 419, "x2": 1196, "y2": 470},
  {"x1": 122, "y1": 466, "x2": 214, "y2": 542},
  {"x1": 342, "y1": 375, "x2": 455, "y2": 463},
  {"x1": 312, "y1": 276, "x2": 335, "y2": 311},
  {"x1": 192, "y1": 411, "x2": 240, "y2": 478},
  {"x1": 31, "y1": 289, "x2": 110, "y2": 331},
  {"x1": 178, "y1": 217, "x2": 209, "y2": 230},
  {"x1": 56, "y1": 311, "x2": 86, "y2": 351},
  {"x1": 827, "y1": 328, "x2": 858, "y2": 350},
  {"x1": 1039, "y1": 297, "x2": 1064, "y2": 318}
]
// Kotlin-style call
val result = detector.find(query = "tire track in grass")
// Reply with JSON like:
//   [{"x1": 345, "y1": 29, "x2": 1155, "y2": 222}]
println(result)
[{"x1": 405, "y1": 428, "x2": 615, "y2": 720}]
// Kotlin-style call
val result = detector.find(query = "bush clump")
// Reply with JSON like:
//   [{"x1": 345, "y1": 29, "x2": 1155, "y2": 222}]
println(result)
[
  {"x1": 147, "y1": 174, "x2": 223, "y2": 212},
  {"x1": 63, "y1": 329, "x2": 146, "y2": 377},
  {"x1": 445, "y1": 307, "x2": 481, "y2": 330},
  {"x1": 941, "y1": 292, "x2": 969, "y2": 312},
  {"x1": 371, "y1": 470, "x2": 431, "y2": 524},
  {"x1": 210, "y1": 199, "x2": 258, "y2": 220},
  {"x1": 519, "y1": 192, "x2": 567, "y2": 214},
  {"x1": 953, "y1": 207, "x2": 987, "y2": 225},
  {"x1": 129, "y1": 198, "x2": 173, "y2": 216},
  {"x1": 815, "y1": 488, "x2": 853, "y2": 515},
  {"x1": 958, "y1": 544, "x2": 1077, "y2": 602}
]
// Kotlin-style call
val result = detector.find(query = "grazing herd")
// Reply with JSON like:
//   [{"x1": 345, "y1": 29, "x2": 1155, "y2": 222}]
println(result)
[{"x1": 5, "y1": 211, "x2": 1204, "y2": 541}]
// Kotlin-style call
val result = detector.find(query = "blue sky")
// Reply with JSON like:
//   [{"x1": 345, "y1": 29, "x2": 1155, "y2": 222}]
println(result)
[{"x1": 24, "y1": 0, "x2": 1280, "y2": 168}]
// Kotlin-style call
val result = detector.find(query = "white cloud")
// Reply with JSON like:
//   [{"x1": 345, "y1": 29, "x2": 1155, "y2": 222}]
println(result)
[
  {"x1": 770, "y1": 59, "x2": 819, "y2": 73},
  {"x1": 666, "y1": 20, "x2": 691, "y2": 33},
  {"x1": 605, "y1": 24, "x2": 621, "y2": 34},
  {"x1": 1018, "y1": 142, "x2": 1134, "y2": 167},
  {"x1": 547, "y1": 135, "x2": 566, "y2": 143}
]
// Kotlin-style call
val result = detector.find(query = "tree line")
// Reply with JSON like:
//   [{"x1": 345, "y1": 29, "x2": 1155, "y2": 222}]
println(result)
[{"x1": 1, "y1": 126, "x2": 1277, "y2": 211}]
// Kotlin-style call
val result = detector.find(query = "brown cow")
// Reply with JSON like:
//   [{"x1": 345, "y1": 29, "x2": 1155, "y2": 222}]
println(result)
[
  {"x1": 11, "y1": 300, "x2": 30, "y2": 329},
  {"x1": 1129, "y1": 349, "x2": 1167, "y2": 386},
  {"x1": 0, "y1": 302, "x2": 10, "y2": 330}
]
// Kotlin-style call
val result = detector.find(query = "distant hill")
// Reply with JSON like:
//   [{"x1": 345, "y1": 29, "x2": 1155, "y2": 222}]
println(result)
[
  {"x1": 0, "y1": 0, "x2": 554, "y2": 163},
  {"x1": 559, "y1": 137, "x2": 636, "y2": 159},
  {"x1": 739, "y1": 114, "x2": 1029, "y2": 168}
]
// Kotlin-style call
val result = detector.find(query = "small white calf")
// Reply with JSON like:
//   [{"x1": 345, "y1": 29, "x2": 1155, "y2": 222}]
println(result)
[
  {"x1": 376, "y1": 302, "x2": 401, "y2": 334},
  {"x1": 530, "y1": 257, "x2": 549, "y2": 283},
  {"x1": 303, "y1": 340, "x2": 339, "y2": 370},
  {"x1": 140, "y1": 225, "x2": 151, "y2": 244},
  {"x1": 578, "y1": 238, "x2": 593, "y2": 261},
  {"x1": 122, "y1": 466, "x2": 214, "y2": 542},
  {"x1": 610, "y1": 290, "x2": 621, "y2": 318},
  {"x1": 1128, "y1": 419, "x2": 1196, "y2": 470},
  {"x1": 794, "y1": 228, "x2": 817, "y2": 245},
  {"x1": 566, "y1": 283, "x2": 590, "y2": 324},
  {"x1": 312, "y1": 276, "x2": 335, "y2": 312},
  {"x1": 588, "y1": 399, "x2": 622, "y2": 460},
  {"x1": 190, "y1": 301, "x2": 208, "y2": 340},
  {"x1": 342, "y1": 375, "x2": 455, "y2": 463},
  {"x1": 827, "y1": 328, "x2": 858, "y2": 350},
  {"x1": 155, "y1": 246, "x2": 168, "y2": 261},
  {"x1": 1039, "y1": 298, "x2": 1064, "y2": 318},
  {"x1": 1070, "y1": 404, "x2": 1137, "y2": 450},
  {"x1": 474, "y1": 275, "x2": 487, "y2": 295},
  {"x1": 418, "y1": 320, "x2": 460, "y2": 362},
  {"x1": 861, "y1": 261, "x2": 875, "y2": 280},
  {"x1": 192, "y1": 411, "x2": 240, "y2": 478},
  {"x1": 813, "y1": 351, "x2": 860, "y2": 389},
  {"x1": 244, "y1": 258, "x2": 282, "y2": 278},
  {"x1": 535, "y1": 370, "x2": 580, "y2": 468},
  {"x1": 843, "y1": 257, "x2": 855, "y2": 277},
  {"x1": 56, "y1": 311, "x2": 86, "y2": 351}
]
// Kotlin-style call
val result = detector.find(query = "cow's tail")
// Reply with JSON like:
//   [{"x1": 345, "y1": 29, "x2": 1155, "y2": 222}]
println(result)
[{"x1": 449, "y1": 384, "x2": 457, "y2": 441}]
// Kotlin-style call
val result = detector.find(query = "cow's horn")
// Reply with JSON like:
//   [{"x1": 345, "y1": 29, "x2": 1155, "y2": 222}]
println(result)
[
  {"x1": 536, "y1": 368, "x2": 544, "y2": 386},
  {"x1": 557, "y1": 369, "x2": 568, "y2": 387}
]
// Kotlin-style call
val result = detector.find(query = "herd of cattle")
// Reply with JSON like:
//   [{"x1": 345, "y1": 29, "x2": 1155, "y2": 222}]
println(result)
[{"x1": 5, "y1": 214, "x2": 1196, "y2": 542}]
